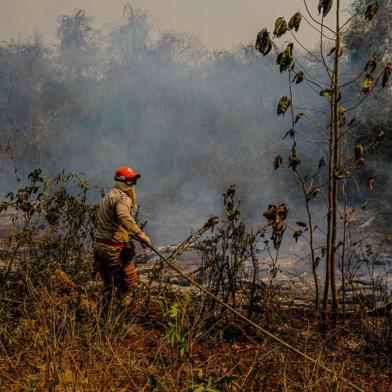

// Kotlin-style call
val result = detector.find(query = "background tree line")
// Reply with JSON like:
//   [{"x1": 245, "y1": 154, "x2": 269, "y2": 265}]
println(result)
[{"x1": 0, "y1": 1, "x2": 390, "y2": 244}]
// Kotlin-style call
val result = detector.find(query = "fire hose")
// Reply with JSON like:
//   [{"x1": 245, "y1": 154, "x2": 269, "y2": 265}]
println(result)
[{"x1": 143, "y1": 241, "x2": 364, "y2": 392}]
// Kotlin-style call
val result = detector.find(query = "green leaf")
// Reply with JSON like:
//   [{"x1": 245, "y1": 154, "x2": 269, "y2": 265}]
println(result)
[
  {"x1": 166, "y1": 303, "x2": 180, "y2": 319},
  {"x1": 327, "y1": 46, "x2": 343, "y2": 57},
  {"x1": 276, "y1": 43, "x2": 293, "y2": 72},
  {"x1": 382, "y1": 63, "x2": 392, "y2": 88},
  {"x1": 288, "y1": 12, "x2": 302, "y2": 32},
  {"x1": 294, "y1": 113, "x2": 304, "y2": 124},
  {"x1": 288, "y1": 151, "x2": 301, "y2": 171},
  {"x1": 319, "y1": 89, "x2": 334, "y2": 97},
  {"x1": 292, "y1": 71, "x2": 304, "y2": 84},
  {"x1": 293, "y1": 229, "x2": 303, "y2": 242},
  {"x1": 365, "y1": 2, "x2": 379, "y2": 21},
  {"x1": 364, "y1": 56, "x2": 378, "y2": 73},
  {"x1": 327, "y1": 47, "x2": 336, "y2": 56},
  {"x1": 255, "y1": 28, "x2": 273, "y2": 56},
  {"x1": 148, "y1": 374, "x2": 158, "y2": 391},
  {"x1": 362, "y1": 73, "x2": 374, "y2": 94},
  {"x1": 355, "y1": 144, "x2": 364, "y2": 160},
  {"x1": 273, "y1": 17, "x2": 288, "y2": 38},
  {"x1": 338, "y1": 107, "x2": 346, "y2": 126},
  {"x1": 277, "y1": 96, "x2": 291, "y2": 116},
  {"x1": 283, "y1": 128, "x2": 296, "y2": 139},
  {"x1": 273, "y1": 155, "x2": 283, "y2": 170},
  {"x1": 318, "y1": 0, "x2": 333, "y2": 17},
  {"x1": 193, "y1": 385, "x2": 206, "y2": 392}
]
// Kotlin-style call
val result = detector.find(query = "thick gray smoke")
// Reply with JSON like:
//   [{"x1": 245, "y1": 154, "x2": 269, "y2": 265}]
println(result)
[
  {"x1": 0, "y1": 4, "x2": 390, "y2": 246},
  {"x1": 0, "y1": 7, "x2": 296, "y2": 243}
]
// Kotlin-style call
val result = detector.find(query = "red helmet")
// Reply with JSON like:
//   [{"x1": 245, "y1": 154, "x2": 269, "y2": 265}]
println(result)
[{"x1": 114, "y1": 166, "x2": 141, "y2": 183}]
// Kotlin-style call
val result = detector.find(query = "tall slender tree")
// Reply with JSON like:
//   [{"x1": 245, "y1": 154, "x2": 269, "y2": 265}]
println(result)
[{"x1": 255, "y1": 0, "x2": 390, "y2": 321}]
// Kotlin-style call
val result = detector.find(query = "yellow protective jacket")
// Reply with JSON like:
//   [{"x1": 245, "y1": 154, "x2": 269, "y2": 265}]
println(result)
[{"x1": 94, "y1": 182, "x2": 141, "y2": 244}]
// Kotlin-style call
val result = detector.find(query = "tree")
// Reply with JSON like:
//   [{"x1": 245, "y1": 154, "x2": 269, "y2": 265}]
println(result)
[
  {"x1": 0, "y1": 36, "x2": 73, "y2": 177},
  {"x1": 345, "y1": 0, "x2": 392, "y2": 215},
  {"x1": 57, "y1": 9, "x2": 98, "y2": 79},
  {"x1": 255, "y1": 0, "x2": 390, "y2": 321},
  {"x1": 345, "y1": 0, "x2": 391, "y2": 62}
]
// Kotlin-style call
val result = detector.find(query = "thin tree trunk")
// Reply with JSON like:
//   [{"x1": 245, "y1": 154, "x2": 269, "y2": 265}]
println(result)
[
  {"x1": 297, "y1": 169, "x2": 320, "y2": 311},
  {"x1": 289, "y1": 70, "x2": 320, "y2": 311},
  {"x1": 307, "y1": 199, "x2": 319, "y2": 310},
  {"x1": 341, "y1": 179, "x2": 348, "y2": 318},
  {"x1": 323, "y1": 0, "x2": 341, "y2": 322},
  {"x1": 322, "y1": 105, "x2": 334, "y2": 322},
  {"x1": 330, "y1": 0, "x2": 341, "y2": 318}
]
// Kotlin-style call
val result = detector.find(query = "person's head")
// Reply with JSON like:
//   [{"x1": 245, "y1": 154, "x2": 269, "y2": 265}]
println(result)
[{"x1": 114, "y1": 166, "x2": 140, "y2": 208}]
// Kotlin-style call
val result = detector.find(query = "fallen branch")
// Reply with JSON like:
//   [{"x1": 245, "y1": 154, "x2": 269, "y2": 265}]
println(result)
[{"x1": 135, "y1": 216, "x2": 219, "y2": 265}]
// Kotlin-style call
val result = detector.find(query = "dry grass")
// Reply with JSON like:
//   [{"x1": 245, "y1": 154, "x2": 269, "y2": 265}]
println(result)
[
  {"x1": 0, "y1": 263, "x2": 391, "y2": 391},
  {"x1": 0, "y1": 173, "x2": 391, "y2": 391}
]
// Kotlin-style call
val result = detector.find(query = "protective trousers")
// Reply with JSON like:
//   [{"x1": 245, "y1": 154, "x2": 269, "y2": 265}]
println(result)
[{"x1": 93, "y1": 242, "x2": 138, "y2": 297}]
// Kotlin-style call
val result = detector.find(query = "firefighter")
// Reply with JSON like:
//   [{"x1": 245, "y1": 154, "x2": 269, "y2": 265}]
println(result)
[{"x1": 94, "y1": 166, "x2": 151, "y2": 305}]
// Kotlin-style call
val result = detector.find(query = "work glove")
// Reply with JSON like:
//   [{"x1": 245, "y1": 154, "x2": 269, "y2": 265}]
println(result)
[{"x1": 137, "y1": 230, "x2": 152, "y2": 246}]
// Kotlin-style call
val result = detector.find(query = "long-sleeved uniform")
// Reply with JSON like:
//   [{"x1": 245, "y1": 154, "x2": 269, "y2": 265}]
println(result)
[
  {"x1": 94, "y1": 182, "x2": 140, "y2": 296},
  {"x1": 95, "y1": 185, "x2": 141, "y2": 244}
]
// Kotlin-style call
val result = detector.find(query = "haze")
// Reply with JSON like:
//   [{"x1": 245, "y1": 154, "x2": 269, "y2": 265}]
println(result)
[{"x1": 1, "y1": 0, "x2": 350, "y2": 50}]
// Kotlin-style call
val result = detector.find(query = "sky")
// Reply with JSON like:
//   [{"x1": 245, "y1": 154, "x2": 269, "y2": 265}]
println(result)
[{"x1": 0, "y1": 0, "x2": 351, "y2": 50}]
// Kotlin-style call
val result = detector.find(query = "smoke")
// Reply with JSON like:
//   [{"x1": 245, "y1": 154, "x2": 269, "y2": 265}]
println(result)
[
  {"x1": 0, "y1": 7, "x2": 295, "y2": 244},
  {"x1": 0, "y1": 4, "x2": 389, "y2": 246}
]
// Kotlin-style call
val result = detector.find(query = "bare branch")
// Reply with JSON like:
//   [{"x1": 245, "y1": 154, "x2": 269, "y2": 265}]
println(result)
[
  {"x1": 290, "y1": 30, "x2": 333, "y2": 74},
  {"x1": 293, "y1": 105, "x2": 330, "y2": 116},
  {"x1": 302, "y1": 0, "x2": 336, "y2": 35},
  {"x1": 302, "y1": 14, "x2": 335, "y2": 41},
  {"x1": 319, "y1": 15, "x2": 333, "y2": 82}
]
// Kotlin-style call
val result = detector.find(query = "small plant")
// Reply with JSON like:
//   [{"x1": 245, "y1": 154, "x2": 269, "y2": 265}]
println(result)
[
  {"x1": 165, "y1": 302, "x2": 189, "y2": 358},
  {"x1": 0, "y1": 169, "x2": 97, "y2": 286},
  {"x1": 186, "y1": 371, "x2": 238, "y2": 392},
  {"x1": 185, "y1": 376, "x2": 221, "y2": 392},
  {"x1": 197, "y1": 185, "x2": 288, "y2": 318}
]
